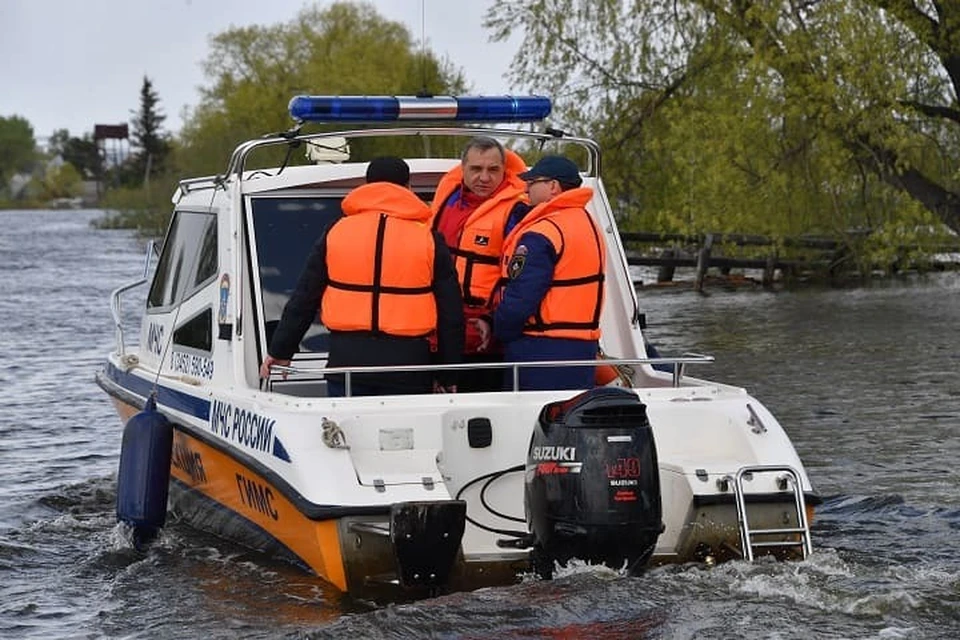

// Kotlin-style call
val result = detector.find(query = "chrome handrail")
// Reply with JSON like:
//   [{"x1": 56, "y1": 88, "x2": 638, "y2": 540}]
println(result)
[
  {"x1": 268, "y1": 354, "x2": 714, "y2": 394},
  {"x1": 218, "y1": 126, "x2": 602, "y2": 185},
  {"x1": 109, "y1": 240, "x2": 156, "y2": 357}
]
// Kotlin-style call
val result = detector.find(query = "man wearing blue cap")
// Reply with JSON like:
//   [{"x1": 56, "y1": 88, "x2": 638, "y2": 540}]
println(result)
[{"x1": 485, "y1": 155, "x2": 607, "y2": 391}]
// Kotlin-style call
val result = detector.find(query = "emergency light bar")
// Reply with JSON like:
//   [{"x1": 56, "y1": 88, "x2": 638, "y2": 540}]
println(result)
[{"x1": 288, "y1": 95, "x2": 552, "y2": 123}]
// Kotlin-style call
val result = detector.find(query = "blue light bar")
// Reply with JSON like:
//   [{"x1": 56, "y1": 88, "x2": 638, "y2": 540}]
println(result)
[{"x1": 288, "y1": 95, "x2": 552, "y2": 123}]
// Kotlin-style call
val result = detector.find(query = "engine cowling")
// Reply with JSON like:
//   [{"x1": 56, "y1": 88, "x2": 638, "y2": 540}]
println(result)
[{"x1": 525, "y1": 387, "x2": 663, "y2": 576}]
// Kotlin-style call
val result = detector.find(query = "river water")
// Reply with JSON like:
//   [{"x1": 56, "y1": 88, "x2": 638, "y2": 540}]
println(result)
[{"x1": 1, "y1": 209, "x2": 958, "y2": 639}]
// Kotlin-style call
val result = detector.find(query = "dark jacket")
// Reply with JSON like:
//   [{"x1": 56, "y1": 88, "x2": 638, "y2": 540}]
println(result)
[{"x1": 269, "y1": 187, "x2": 464, "y2": 393}]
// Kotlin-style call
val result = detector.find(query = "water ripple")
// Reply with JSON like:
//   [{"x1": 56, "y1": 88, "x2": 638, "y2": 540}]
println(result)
[{"x1": 2, "y1": 211, "x2": 959, "y2": 639}]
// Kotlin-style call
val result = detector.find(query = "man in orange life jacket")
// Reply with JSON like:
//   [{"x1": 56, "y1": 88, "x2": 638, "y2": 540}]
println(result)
[
  {"x1": 260, "y1": 157, "x2": 464, "y2": 396},
  {"x1": 430, "y1": 136, "x2": 530, "y2": 391},
  {"x1": 483, "y1": 155, "x2": 606, "y2": 391}
]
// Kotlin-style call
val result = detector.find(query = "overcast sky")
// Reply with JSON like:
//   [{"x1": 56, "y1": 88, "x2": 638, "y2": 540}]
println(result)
[{"x1": 0, "y1": 0, "x2": 521, "y2": 142}]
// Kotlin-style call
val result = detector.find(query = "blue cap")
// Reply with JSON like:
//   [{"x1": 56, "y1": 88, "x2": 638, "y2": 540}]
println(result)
[{"x1": 519, "y1": 155, "x2": 582, "y2": 187}]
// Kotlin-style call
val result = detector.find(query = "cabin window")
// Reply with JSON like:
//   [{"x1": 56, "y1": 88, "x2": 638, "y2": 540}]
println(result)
[
  {"x1": 251, "y1": 196, "x2": 344, "y2": 353},
  {"x1": 173, "y1": 308, "x2": 213, "y2": 352},
  {"x1": 194, "y1": 215, "x2": 218, "y2": 287},
  {"x1": 148, "y1": 210, "x2": 218, "y2": 309}
]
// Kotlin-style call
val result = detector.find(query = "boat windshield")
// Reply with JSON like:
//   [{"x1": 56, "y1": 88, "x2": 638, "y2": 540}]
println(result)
[{"x1": 252, "y1": 196, "x2": 343, "y2": 354}]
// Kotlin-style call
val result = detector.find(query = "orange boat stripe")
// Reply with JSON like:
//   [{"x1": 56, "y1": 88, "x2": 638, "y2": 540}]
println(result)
[{"x1": 169, "y1": 430, "x2": 348, "y2": 591}]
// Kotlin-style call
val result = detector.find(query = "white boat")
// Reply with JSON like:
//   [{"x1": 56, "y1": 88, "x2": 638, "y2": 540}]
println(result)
[{"x1": 97, "y1": 95, "x2": 818, "y2": 598}]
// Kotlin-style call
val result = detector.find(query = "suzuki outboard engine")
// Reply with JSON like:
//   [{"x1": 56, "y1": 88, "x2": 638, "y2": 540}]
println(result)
[{"x1": 525, "y1": 387, "x2": 662, "y2": 576}]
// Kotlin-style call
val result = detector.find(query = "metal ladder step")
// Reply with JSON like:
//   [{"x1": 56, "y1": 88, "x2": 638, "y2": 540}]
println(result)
[{"x1": 730, "y1": 465, "x2": 812, "y2": 561}]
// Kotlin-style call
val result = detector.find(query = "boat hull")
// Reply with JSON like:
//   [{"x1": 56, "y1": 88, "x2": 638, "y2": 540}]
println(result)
[
  {"x1": 98, "y1": 120, "x2": 820, "y2": 599},
  {"x1": 100, "y1": 378, "x2": 358, "y2": 590},
  {"x1": 166, "y1": 427, "x2": 350, "y2": 589},
  {"x1": 98, "y1": 367, "x2": 817, "y2": 597},
  {"x1": 99, "y1": 374, "x2": 497, "y2": 596}
]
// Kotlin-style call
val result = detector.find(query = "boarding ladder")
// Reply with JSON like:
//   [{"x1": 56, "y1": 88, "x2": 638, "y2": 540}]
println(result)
[{"x1": 728, "y1": 465, "x2": 812, "y2": 561}]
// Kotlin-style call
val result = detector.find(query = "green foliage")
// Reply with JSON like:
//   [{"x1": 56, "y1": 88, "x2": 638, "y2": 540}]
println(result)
[
  {"x1": 47, "y1": 129, "x2": 71, "y2": 158},
  {"x1": 94, "y1": 175, "x2": 178, "y2": 239},
  {"x1": 32, "y1": 161, "x2": 83, "y2": 200},
  {"x1": 48, "y1": 129, "x2": 103, "y2": 180},
  {"x1": 94, "y1": 1, "x2": 466, "y2": 233},
  {"x1": 486, "y1": 0, "x2": 960, "y2": 269},
  {"x1": 178, "y1": 1, "x2": 466, "y2": 178},
  {"x1": 858, "y1": 198, "x2": 958, "y2": 273},
  {"x1": 0, "y1": 115, "x2": 38, "y2": 194}
]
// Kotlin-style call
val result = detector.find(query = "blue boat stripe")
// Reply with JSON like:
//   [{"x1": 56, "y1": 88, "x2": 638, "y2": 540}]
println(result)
[
  {"x1": 105, "y1": 362, "x2": 211, "y2": 420},
  {"x1": 272, "y1": 438, "x2": 291, "y2": 463},
  {"x1": 103, "y1": 362, "x2": 297, "y2": 463},
  {"x1": 100, "y1": 366, "x2": 392, "y2": 520}
]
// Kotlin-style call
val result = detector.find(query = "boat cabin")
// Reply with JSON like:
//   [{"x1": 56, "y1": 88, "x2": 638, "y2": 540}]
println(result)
[{"x1": 139, "y1": 95, "x2": 695, "y2": 398}]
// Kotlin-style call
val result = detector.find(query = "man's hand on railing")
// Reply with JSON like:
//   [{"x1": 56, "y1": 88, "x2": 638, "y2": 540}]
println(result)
[{"x1": 260, "y1": 355, "x2": 291, "y2": 380}]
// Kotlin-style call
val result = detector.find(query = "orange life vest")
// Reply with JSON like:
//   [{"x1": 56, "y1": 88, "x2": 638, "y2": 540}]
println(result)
[
  {"x1": 430, "y1": 149, "x2": 528, "y2": 307},
  {"x1": 595, "y1": 362, "x2": 621, "y2": 386},
  {"x1": 499, "y1": 187, "x2": 606, "y2": 340},
  {"x1": 322, "y1": 183, "x2": 437, "y2": 337}
]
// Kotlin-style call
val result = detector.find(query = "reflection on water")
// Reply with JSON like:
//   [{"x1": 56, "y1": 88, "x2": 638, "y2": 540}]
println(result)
[{"x1": 0, "y1": 210, "x2": 958, "y2": 638}]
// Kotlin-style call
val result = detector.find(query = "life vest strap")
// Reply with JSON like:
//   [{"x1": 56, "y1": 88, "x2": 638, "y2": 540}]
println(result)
[
  {"x1": 524, "y1": 320, "x2": 601, "y2": 331},
  {"x1": 327, "y1": 279, "x2": 433, "y2": 295},
  {"x1": 449, "y1": 247, "x2": 499, "y2": 264},
  {"x1": 550, "y1": 273, "x2": 605, "y2": 287}
]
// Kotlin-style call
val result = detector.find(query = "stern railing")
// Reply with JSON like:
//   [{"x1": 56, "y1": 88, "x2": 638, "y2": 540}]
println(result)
[{"x1": 265, "y1": 354, "x2": 715, "y2": 395}]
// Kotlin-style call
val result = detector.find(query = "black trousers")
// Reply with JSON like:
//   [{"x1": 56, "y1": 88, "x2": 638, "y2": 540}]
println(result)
[
  {"x1": 453, "y1": 352, "x2": 504, "y2": 393},
  {"x1": 326, "y1": 332, "x2": 432, "y2": 395}
]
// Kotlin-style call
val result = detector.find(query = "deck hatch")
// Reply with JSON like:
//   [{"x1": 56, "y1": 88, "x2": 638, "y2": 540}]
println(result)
[{"x1": 351, "y1": 449, "x2": 443, "y2": 488}]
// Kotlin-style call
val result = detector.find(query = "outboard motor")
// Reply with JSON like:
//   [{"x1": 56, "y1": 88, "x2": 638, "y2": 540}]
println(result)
[{"x1": 525, "y1": 387, "x2": 662, "y2": 576}]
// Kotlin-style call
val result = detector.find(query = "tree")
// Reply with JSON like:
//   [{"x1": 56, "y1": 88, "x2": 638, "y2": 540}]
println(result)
[
  {"x1": 486, "y1": 0, "x2": 960, "y2": 241},
  {"x1": 178, "y1": 1, "x2": 466, "y2": 177},
  {"x1": 99, "y1": 2, "x2": 465, "y2": 236},
  {"x1": 33, "y1": 161, "x2": 83, "y2": 200},
  {"x1": 129, "y1": 76, "x2": 170, "y2": 185},
  {"x1": 697, "y1": 0, "x2": 960, "y2": 234},
  {"x1": 47, "y1": 129, "x2": 71, "y2": 158},
  {"x1": 48, "y1": 128, "x2": 103, "y2": 180},
  {"x1": 0, "y1": 115, "x2": 37, "y2": 194}
]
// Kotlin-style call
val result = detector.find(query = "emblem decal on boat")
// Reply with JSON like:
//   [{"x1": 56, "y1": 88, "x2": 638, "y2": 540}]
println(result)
[
  {"x1": 218, "y1": 274, "x2": 230, "y2": 324},
  {"x1": 606, "y1": 458, "x2": 641, "y2": 487},
  {"x1": 606, "y1": 457, "x2": 641, "y2": 479}
]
